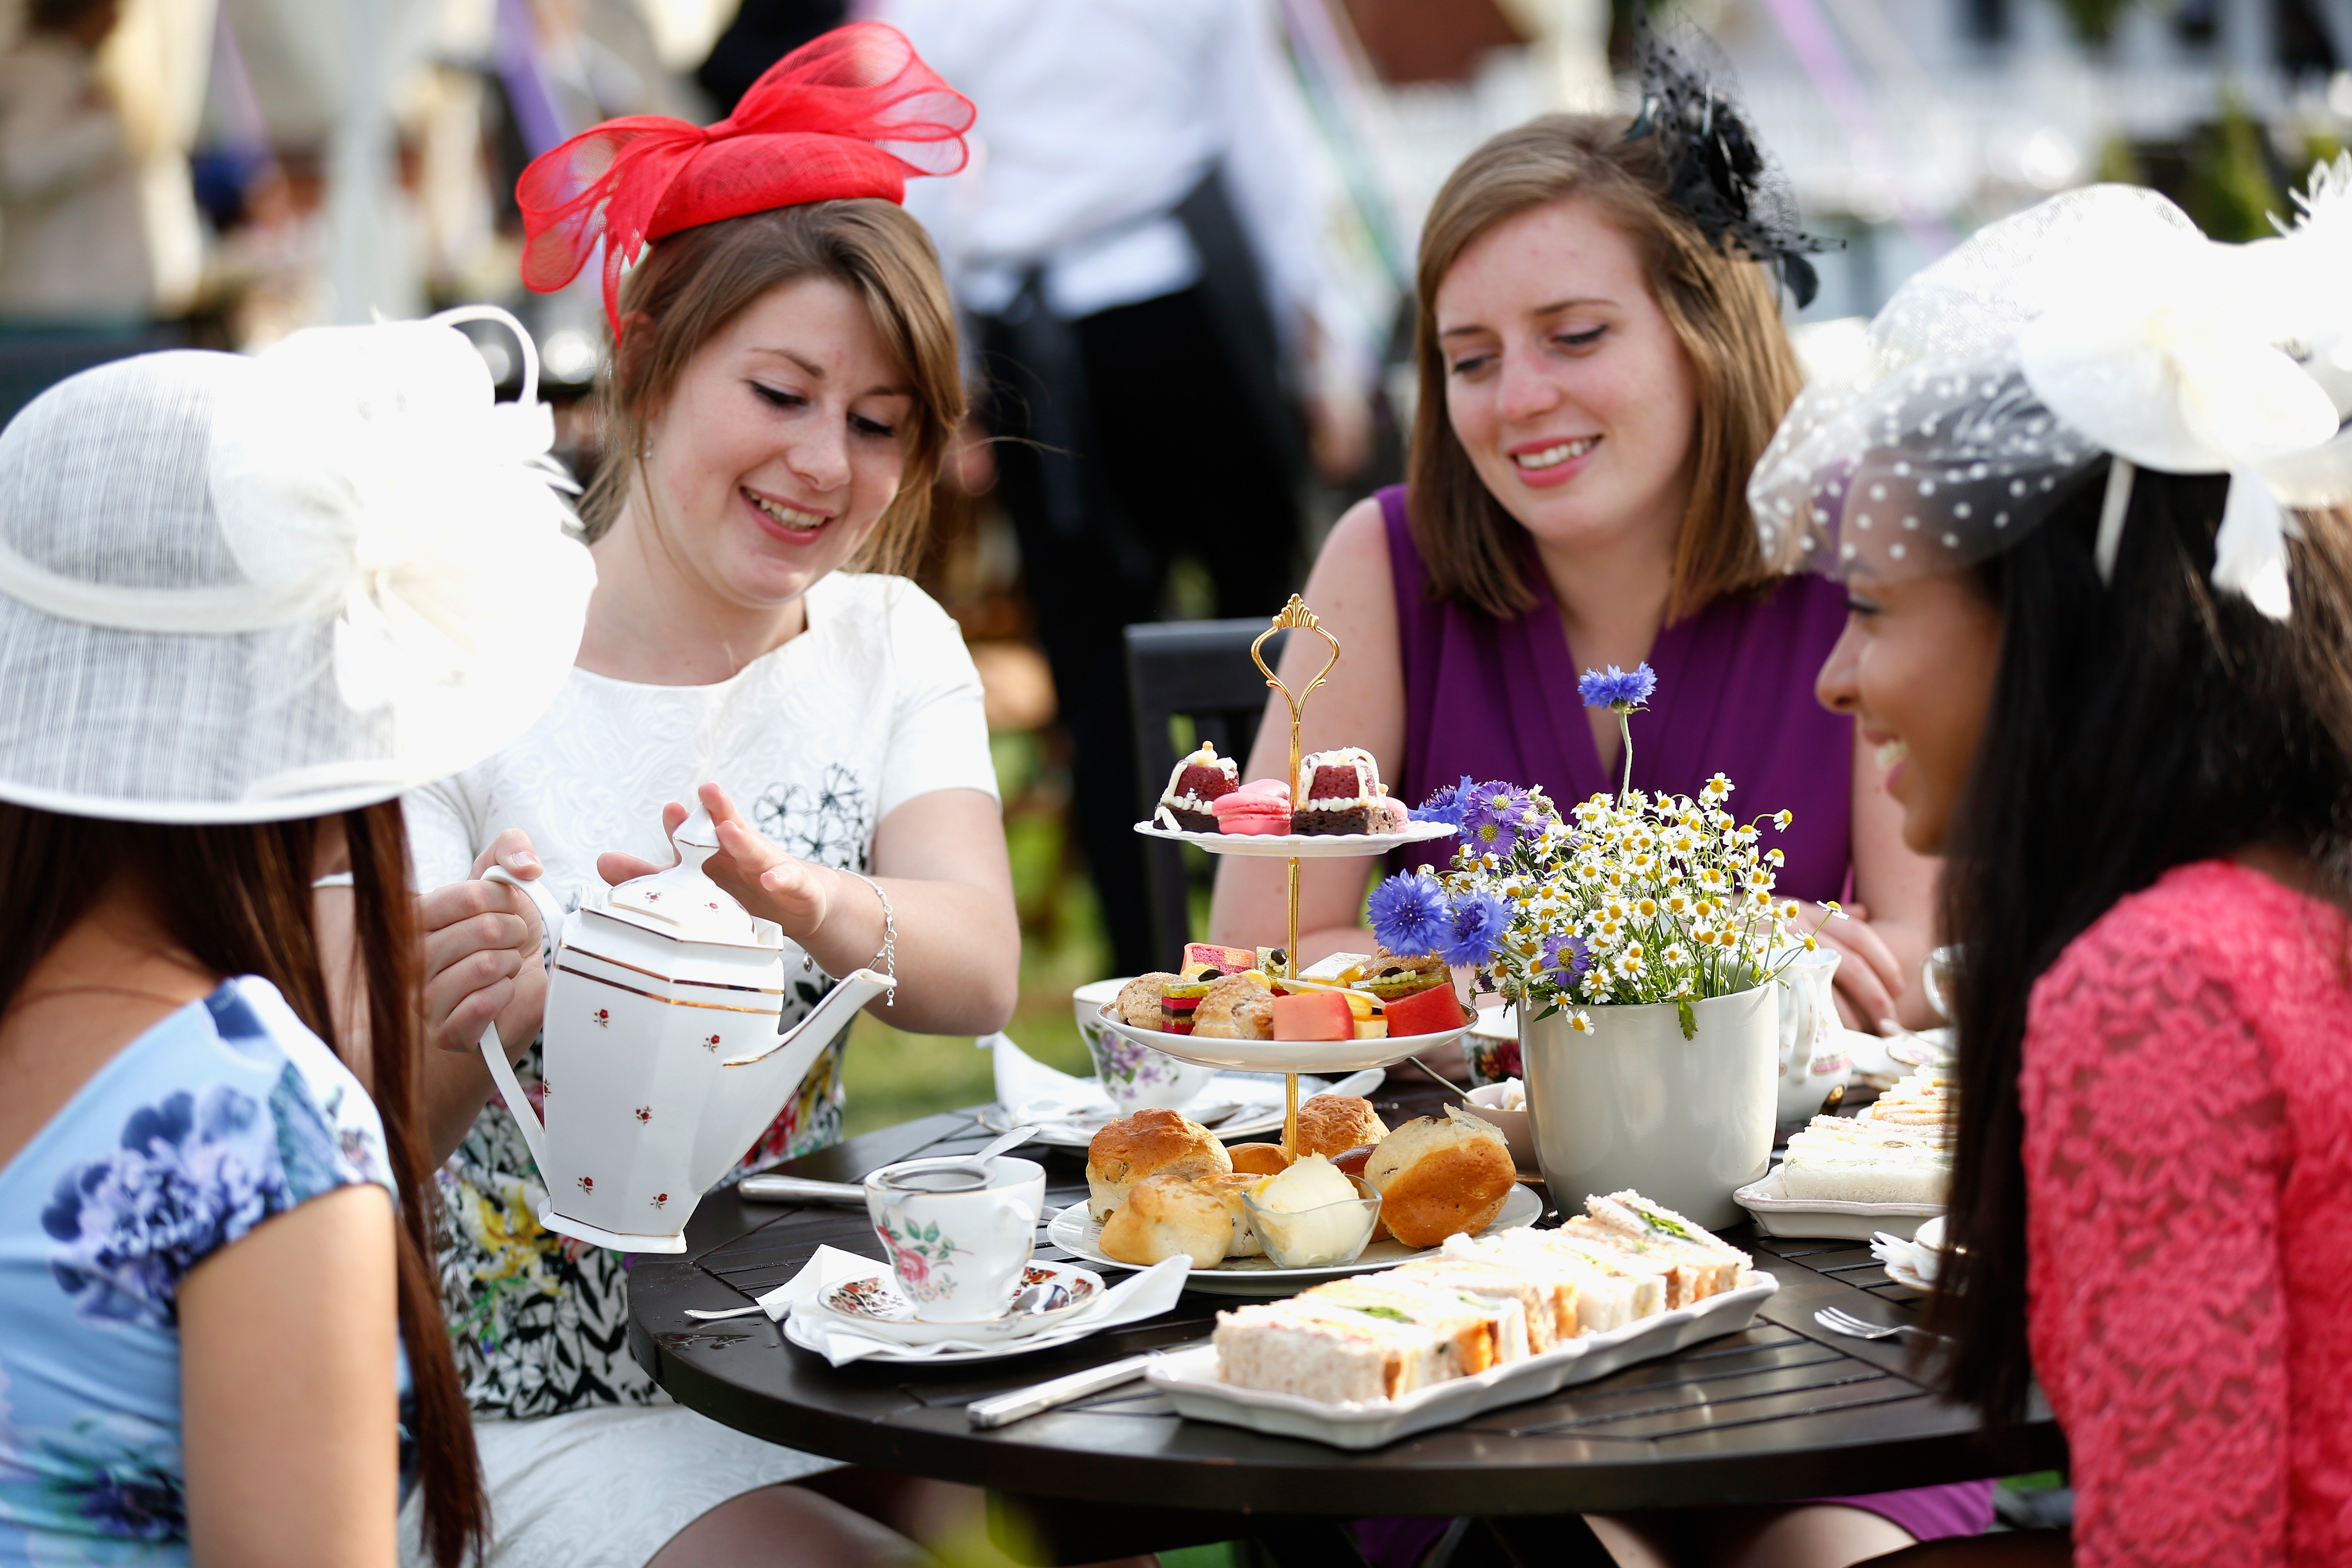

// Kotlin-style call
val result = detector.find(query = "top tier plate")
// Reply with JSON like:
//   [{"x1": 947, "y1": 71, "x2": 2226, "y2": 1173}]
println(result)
[{"x1": 1133, "y1": 819, "x2": 1458, "y2": 859}]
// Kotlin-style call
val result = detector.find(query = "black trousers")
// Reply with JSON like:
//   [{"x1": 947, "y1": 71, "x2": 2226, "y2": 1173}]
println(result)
[{"x1": 979, "y1": 285, "x2": 1302, "y2": 976}]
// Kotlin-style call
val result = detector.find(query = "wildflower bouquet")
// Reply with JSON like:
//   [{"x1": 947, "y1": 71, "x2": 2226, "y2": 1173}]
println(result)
[{"x1": 1367, "y1": 663, "x2": 1837, "y2": 1037}]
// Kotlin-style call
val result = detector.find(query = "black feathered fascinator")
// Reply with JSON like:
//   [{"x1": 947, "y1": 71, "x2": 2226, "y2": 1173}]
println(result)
[{"x1": 1624, "y1": 29, "x2": 1837, "y2": 307}]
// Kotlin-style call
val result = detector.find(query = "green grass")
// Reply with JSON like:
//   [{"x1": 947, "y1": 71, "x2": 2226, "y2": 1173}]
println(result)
[{"x1": 840, "y1": 731, "x2": 1108, "y2": 1136}]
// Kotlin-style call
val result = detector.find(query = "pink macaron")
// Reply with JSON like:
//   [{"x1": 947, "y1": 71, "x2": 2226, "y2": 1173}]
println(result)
[{"x1": 1212, "y1": 777, "x2": 1293, "y2": 835}]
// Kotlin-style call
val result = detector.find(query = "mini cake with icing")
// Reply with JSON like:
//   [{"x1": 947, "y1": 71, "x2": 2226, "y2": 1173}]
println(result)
[
  {"x1": 1293, "y1": 747, "x2": 1391, "y2": 835},
  {"x1": 1157, "y1": 742, "x2": 1239, "y2": 832}
]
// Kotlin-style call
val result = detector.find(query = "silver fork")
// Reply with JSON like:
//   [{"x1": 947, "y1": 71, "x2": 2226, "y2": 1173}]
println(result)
[{"x1": 1813, "y1": 1305, "x2": 1926, "y2": 1342}]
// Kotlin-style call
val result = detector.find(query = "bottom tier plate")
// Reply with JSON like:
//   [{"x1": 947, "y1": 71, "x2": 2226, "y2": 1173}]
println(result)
[{"x1": 1047, "y1": 1184, "x2": 1544, "y2": 1296}]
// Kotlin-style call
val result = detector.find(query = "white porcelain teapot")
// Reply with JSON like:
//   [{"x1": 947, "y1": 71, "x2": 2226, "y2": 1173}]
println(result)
[
  {"x1": 480, "y1": 804, "x2": 889, "y2": 1252},
  {"x1": 1774, "y1": 946, "x2": 1850, "y2": 1123}
]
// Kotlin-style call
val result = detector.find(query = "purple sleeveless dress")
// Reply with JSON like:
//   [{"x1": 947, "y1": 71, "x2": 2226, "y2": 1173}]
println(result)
[
  {"x1": 1354, "y1": 490, "x2": 1995, "y2": 1564},
  {"x1": 1380, "y1": 487, "x2": 1854, "y2": 898}
]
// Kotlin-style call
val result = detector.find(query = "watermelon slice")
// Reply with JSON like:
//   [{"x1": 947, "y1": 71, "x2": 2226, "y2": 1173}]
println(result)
[{"x1": 1383, "y1": 984, "x2": 1466, "y2": 1038}]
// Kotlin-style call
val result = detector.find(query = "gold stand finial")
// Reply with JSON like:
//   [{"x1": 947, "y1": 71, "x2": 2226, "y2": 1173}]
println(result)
[{"x1": 1249, "y1": 595, "x2": 1342, "y2": 1158}]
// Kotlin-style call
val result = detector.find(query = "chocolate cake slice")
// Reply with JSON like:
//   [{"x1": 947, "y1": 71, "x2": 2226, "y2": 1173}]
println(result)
[
  {"x1": 1293, "y1": 746, "x2": 1384, "y2": 835},
  {"x1": 1157, "y1": 742, "x2": 1239, "y2": 831}
]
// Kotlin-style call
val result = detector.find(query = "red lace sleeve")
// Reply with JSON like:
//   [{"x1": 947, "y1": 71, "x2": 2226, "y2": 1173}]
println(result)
[{"x1": 2020, "y1": 877, "x2": 2292, "y2": 1568}]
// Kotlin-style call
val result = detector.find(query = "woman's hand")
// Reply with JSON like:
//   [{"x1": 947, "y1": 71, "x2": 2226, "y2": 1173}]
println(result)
[
  {"x1": 1801, "y1": 900, "x2": 1908, "y2": 1034},
  {"x1": 418, "y1": 831, "x2": 549, "y2": 1060},
  {"x1": 594, "y1": 784, "x2": 849, "y2": 946},
  {"x1": 599, "y1": 781, "x2": 1018, "y2": 1035}
]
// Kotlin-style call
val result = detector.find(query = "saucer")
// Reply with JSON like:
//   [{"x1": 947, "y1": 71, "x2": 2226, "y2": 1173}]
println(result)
[{"x1": 814, "y1": 1260, "x2": 1102, "y2": 1345}]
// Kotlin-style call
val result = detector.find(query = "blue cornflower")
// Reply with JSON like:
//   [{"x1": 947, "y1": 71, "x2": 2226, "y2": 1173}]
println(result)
[
  {"x1": 1541, "y1": 931, "x2": 1592, "y2": 979},
  {"x1": 1367, "y1": 872, "x2": 1449, "y2": 956},
  {"x1": 1437, "y1": 889, "x2": 1513, "y2": 969},
  {"x1": 1412, "y1": 773, "x2": 1476, "y2": 828},
  {"x1": 1579, "y1": 662, "x2": 1657, "y2": 712},
  {"x1": 1462, "y1": 781, "x2": 1537, "y2": 858}
]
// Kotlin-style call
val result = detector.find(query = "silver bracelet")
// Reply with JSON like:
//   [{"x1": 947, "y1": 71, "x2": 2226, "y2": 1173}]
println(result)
[{"x1": 842, "y1": 869, "x2": 898, "y2": 1007}]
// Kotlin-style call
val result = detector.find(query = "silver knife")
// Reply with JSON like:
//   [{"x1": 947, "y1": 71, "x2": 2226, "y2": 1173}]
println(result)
[
  {"x1": 738, "y1": 1174, "x2": 867, "y2": 1206},
  {"x1": 965, "y1": 1352, "x2": 1169, "y2": 1428}
]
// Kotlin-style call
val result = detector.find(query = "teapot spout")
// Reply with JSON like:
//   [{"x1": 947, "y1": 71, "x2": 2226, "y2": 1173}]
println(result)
[{"x1": 719, "y1": 969, "x2": 891, "y2": 1067}]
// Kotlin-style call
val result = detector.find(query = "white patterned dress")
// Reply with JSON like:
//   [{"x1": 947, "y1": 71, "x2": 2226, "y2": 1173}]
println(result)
[{"x1": 401, "y1": 574, "x2": 996, "y2": 1566}]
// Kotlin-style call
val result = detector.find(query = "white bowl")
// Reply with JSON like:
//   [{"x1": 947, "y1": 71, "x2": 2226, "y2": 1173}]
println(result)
[
  {"x1": 1074, "y1": 978, "x2": 1218, "y2": 1113},
  {"x1": 1458, "y1": 1082, "x2": 1536, "y2": 1174}
]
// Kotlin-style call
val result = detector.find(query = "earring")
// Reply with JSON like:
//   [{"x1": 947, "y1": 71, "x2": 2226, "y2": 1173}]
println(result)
[{"x1": 639, "y1": 438, "x2": 653, "y2": 459}]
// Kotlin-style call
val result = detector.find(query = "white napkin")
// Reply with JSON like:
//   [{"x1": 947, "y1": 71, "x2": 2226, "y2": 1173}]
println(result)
[
  {"x1": 767, "y1": 1244, "x2": 1191, "y2": 1366},
  {"x1": 981, "y1": 1031, "x2": 1111, "y2": 1120},
  {"x1": 1871, "y1": 1230, "x2": 1940, "y2": 1283}
]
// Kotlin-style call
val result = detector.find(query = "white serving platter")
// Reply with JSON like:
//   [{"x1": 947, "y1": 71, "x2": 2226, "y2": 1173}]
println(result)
[
  {"x1": 1733, "y1": 1166, "x2": 1944, "y2": 1242},
  {"x1": 1049, "y1": 1183, "x2": 1545, "y2": 1297},
  {"x1": 1095, "y1": 1007, "x2": 1469, "y2": 1074},
  {"x1": 1132, "y1": 820, "x2": 1458, "y2": 858},
  {"x1": 1146, "y1": 1274, "x2": 1779, "y2": 1448}
]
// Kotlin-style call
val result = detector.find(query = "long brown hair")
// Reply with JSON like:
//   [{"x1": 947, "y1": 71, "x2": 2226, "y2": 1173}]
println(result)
[
  {"x1": 580, "y1": 199, "x2": 965, "y2": 575},
  {"x1": 1931, "y1": 474, "x2": 2352, "y2": 1421},
  {"x1": 1406, "y1": 113, "x2": 1805, "y2": 620},
  {"x1": 0, "y1": 800, "x2": 485, "y2": 1568}
]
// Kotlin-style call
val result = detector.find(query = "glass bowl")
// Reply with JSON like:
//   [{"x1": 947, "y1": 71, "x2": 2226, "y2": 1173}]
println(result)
[{"x1": 1242, "y1": 1176, "x2": 1382, "y2": 1269}]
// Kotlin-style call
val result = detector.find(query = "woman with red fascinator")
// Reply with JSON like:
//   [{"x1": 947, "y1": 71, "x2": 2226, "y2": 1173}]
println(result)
[{"x1": 399, "y1": 27, "x2": 1031, "y2": 1568}]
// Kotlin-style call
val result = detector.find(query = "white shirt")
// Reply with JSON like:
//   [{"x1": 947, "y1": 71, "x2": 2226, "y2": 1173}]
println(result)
[
  {"x1": 405, "y1": 572, "x2": 999, "y2": 955},
  {"x1": 0, "y1": 35, "x2": 151, "y2": 323},
  {"x1": 884, "y1": 0, "x2": 1351, "y2": 361}
]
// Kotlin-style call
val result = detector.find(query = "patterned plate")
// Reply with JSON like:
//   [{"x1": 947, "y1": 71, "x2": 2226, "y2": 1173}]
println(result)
[{"x1": 813, "y1": 1260, "x2": 1102, "y2": 1345}]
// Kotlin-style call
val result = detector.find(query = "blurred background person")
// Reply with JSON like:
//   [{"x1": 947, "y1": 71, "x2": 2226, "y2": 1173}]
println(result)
[
  {"x1": 0, "y1": 0, "x2": 150, "y2": 333},
  {"x1": 884, "y1": 0, "x2": 1381, "y2": 979}
]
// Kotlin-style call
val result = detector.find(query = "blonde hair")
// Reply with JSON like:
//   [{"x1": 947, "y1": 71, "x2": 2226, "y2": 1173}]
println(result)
[
  {"x1": 580, "y1": 199, "x2": 964, "y2": 575},
  {"x1": 1406, "y1": 114, "x2": 1805, "y2": 620}
]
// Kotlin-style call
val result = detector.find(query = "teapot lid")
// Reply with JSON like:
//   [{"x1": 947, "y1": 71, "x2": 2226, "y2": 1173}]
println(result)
[{"x1": 600, "y1": 802, "x2": 783, "y2": 950}]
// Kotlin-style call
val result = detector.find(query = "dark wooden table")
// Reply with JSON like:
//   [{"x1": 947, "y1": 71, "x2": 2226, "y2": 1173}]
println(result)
[{"x1": 629, "y1": 1081, "x2": 2063, "y2": 1566}]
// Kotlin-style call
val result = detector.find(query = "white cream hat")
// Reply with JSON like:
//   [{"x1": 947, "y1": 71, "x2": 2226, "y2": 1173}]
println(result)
[
  {"x1": 0, "y1": 307, "x2": 595, "y2": 822},
  {"x1": 1750, "y1": 169, "x2": 2352, "y2": 619}
]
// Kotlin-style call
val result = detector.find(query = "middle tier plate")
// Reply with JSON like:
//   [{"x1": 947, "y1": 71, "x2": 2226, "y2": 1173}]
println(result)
[
  {"x1": 1096, "y1": 1005, "x2": 1469, "y2": 1073},
  {"x1": 1132, "y1": 819, "x2": 1459, "y2": 858}
]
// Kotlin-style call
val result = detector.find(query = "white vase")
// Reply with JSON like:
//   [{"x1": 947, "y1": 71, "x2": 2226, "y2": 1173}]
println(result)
[{"x1": 1519, "y1": 985, "x2": 1777, "y2": 1229}]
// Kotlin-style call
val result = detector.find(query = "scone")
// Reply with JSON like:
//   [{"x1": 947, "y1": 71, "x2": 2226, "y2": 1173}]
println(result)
[
  {"x1": 1098, "y1": 1172, "x2": 1233, "y2": 1267},
  {"x1": 1362, "y1": 1107, "x2": 1517, "y2": 1249},
  {"x1": 1225, "y1": 1142, "x2": 1291, "y2": 1176},
  {"x1": 1115, "y1": 973, "x2": 1179, "y2": 1029},
  {"x1": 1295, "y1": 1094, "x2": 1390, "y2": 1159},
  {"x1": 1191, "y1": 972, "x2": 1274, "y2": 1040},
  {"x1": 1085, "y1": 1107, "x2": 1231, "y2": 1222}
]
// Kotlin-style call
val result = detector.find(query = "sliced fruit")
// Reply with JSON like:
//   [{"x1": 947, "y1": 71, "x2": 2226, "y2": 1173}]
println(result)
[
  {"x1": 1383, "y1": 984, "x2": 1467, "y2": 1038},
  {"x1": 1270, "y1": 990, "x2": 1354, "y2": 1041},
  {"x1": 1352, "y1": 1018, "x2": 1390, "y2": 1040}
]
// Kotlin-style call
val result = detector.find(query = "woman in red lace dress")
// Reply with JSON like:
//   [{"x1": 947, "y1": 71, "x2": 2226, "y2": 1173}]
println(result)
[{"x1": 1760, "y1": 183, "x2": 2352, "y2": 1567}]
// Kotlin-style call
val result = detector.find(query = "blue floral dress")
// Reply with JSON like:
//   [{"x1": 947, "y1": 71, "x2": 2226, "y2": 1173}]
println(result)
[{"x1": 0, "y1": 977, "x2": 398, "y2": 1566}]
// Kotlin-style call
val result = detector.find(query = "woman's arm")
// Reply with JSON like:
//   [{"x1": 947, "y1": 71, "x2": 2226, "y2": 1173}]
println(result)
[
  {"x1": 2020, "y1": 907, "x2": 2289, "y2": 1566},
  {"x1": 1208, "y1": 498, "x2": 1403, "y2": 965},
  {"x1": 601, "y1": 783, "x2": 1020, "y2": 1036},
  {"x1": 414, "y1": 830, "x2": 551, "y2": 1164},
  {"x1": 180, "y1": 1183, "x2": 400, "y2": 1568},
  {"x1": 1816, "y1": 728, "x2": 1942, "y2": 1032}
]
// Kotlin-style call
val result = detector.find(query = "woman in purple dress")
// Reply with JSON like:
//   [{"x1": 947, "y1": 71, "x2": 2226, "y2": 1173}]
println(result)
[
  {"x1": 1211, "y1": 118, "x2": 1936, "y2": 1039},
  {"x1": 1209, "y1": 84, "x2": 1981, "y2": 1568}
]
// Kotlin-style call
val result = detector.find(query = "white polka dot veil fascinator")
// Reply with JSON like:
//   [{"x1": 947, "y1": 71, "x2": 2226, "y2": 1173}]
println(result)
[
  {"x1": 1749, "y1": 169, "x2": 2352, "y2": 619},
  {"x1": 0, "y1": 307, "x2": 596, "y2": 822}
]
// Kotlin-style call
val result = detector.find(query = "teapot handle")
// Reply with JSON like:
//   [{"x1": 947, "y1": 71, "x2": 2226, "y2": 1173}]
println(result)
[
  {"x1": 479, "y1": 1016, "x2": 550, "y2": 1176},
  {"x1": 478, "y1": 865, "x2": 560, "y2": 1176}
]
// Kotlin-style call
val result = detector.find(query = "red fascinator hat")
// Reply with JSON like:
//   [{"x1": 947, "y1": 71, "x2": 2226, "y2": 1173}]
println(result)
[{"x1": 516, "y1": 22, "x2": 973, "y2": 337}]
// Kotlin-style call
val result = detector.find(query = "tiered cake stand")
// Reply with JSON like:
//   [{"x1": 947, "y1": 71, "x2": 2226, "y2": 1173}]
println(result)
[{"x1": 1123, "y1": 595, "x2": 1467, "y2": 1154}]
